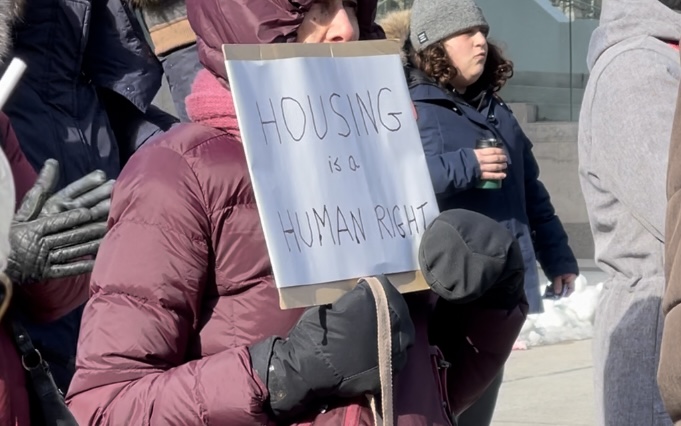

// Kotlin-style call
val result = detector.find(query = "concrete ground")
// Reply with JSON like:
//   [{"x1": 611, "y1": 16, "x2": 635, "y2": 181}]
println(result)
[{"x1": 492, "y1": 339, "x2": 595, "y2": 426}]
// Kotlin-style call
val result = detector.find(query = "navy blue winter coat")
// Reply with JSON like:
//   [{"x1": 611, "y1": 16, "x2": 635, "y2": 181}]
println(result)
[
  {"x1": 3, "y1": 0, "x2": 177, "y2": 393},
  {"x1": 5, "y1": 0, "x2": 177, "y2": 188},
  {"x1": 407, "y1": 67, "x2": 578, "y2": 313}
]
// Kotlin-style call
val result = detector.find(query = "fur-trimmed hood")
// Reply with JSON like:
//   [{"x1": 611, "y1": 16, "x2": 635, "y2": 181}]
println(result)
[
  {"x1": 379, "y1": 9, "x2": 411, "y2": 64},
  {"x1": 379, "y1": 9, "x2": 411, "y2": 45},
  {"x1": 0, "y1": 0, "x2": 24, "y2": 65}
]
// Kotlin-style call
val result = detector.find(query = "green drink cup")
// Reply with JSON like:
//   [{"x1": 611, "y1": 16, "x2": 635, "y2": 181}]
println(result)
[{"x1": 475, "y1": 138, "x2": 504, "y2": 189}]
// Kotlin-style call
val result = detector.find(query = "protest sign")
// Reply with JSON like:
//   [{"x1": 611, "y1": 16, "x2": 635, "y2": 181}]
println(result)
[{"x1": 223, "y1": 41, "x2": 440, "y2": 308}]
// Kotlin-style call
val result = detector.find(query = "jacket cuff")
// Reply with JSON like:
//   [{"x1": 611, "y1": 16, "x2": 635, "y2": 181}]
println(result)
[
  {"x1": 541, "y1": 256, "x2": 580, "y2": 280},
  {"x1": 462, "y1": 147, "x2": 482, "y2": 183}
]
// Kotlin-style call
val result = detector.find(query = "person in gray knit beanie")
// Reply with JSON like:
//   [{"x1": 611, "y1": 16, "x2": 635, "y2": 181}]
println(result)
[
  {"x1": 409, "y1": 0, "x2": 489, "y2": 52},
  {"x1": 404, "y1": 2, "x2": 577, "y2": 426}
]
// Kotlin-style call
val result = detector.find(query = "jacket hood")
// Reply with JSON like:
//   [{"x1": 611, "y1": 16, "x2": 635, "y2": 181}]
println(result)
[
  {"x1": 379, "y1": 8, "x2": 411, "y2": 63},
  {"x1": 587, "y1": 0, "x2": 681, "y2": 70},
  {"x1": 380, "y1": 9, "x2": 411, "y2": 45},
  {"x1": 186, "y1": 0, "x2": 385, "y2": 80},
  {"x1": 405, "y1": 65, "x2": 449, "y2": 102}
]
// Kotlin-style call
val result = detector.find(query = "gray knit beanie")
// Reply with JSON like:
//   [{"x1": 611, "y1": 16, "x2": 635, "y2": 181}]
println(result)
[{"x1": 409, "y1": 0, "x2": 489, "y2": 51}]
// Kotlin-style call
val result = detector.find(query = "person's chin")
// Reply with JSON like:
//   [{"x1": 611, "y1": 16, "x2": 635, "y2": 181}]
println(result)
[{"x1": 471, "y1": 68, "x2": 485, "y2": 83}]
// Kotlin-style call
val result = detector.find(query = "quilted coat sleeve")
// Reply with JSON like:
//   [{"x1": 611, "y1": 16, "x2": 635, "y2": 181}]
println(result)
[
  {"x1": 65, "y1": 142, "x2": 271, "y2": 425},
  {"x1": 517, "y1": 121, "x2": 578, "y2": 279},
  {"x1": 414, "y1": 101, "x2": 481, "y2": 195}
]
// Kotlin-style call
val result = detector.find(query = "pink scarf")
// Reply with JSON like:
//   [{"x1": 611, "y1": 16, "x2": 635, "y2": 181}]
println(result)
[{"x1": 185, "y1": 69, "x2": 240, "y2": 136}]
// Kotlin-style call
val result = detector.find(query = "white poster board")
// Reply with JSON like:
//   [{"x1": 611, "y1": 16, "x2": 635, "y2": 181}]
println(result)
[{"x1": 223, "y1": 41, "x2": 439, "y2": 308}]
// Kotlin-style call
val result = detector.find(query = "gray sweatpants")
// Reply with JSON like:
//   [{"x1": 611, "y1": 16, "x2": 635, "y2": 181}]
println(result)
[{"x1": 593, "y1": 277, "x2": 671, "y2": 426}]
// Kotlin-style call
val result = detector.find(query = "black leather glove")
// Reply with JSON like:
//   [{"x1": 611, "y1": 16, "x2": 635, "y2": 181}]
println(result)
[
  {"x1": 249, "y1": 275, "x2": 415, "y2": 421},
  {"x1": 7, "y1": 160, "x2": 111, "y2": 285},
  {"x1": 418, "y1": 209, "x2": 525, "y2": 310}
]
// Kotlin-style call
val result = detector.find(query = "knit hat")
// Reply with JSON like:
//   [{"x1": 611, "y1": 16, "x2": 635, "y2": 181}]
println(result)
[{"x1": 409, "y1": 0, "x2": 489, "y2": 51}]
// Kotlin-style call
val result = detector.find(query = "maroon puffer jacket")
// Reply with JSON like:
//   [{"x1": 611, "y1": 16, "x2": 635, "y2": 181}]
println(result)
[{"x1": 65, "y1": 120, "x2": 463, "y2": 424}]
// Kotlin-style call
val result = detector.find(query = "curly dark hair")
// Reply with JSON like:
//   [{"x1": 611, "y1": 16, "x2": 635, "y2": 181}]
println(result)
[{"x1": 408, "y1": 39, "x2": 514, "y2": 93}]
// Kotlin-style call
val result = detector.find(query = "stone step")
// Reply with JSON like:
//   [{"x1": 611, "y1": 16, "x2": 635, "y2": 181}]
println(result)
[
  {"x1": 535, "y1": 103, "x2": 582, "y2": 122},
  {"x1": 521, "y1": 121, "x2": 579, "y2": 144},
  {"x1": 507, "y1": 102, "x2": 538, "y2": 123}
]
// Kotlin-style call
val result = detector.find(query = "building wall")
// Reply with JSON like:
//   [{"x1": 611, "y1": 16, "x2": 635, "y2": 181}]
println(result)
[
  {"x1": 521, "y1": 121, "x2": 592, "y2": 259},
  {"x1": 476, "y1": 0, "x2": 598, "y2": 75}
]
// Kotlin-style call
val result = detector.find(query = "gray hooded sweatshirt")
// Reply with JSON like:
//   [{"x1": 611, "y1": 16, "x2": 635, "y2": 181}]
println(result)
[{"x1": 579, "y1": 0, "x2": 681, "y2": 424}]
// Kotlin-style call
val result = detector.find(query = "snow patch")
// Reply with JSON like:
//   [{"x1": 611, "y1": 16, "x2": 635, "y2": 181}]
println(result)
[{"x1": 518, "y1": 275, "x2": 602, "y2": 348}]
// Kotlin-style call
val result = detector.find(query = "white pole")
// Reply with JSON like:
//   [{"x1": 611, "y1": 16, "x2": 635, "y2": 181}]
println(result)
[{"x1": 0, "y1": 58, "x2": 27, "y2": 111}]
